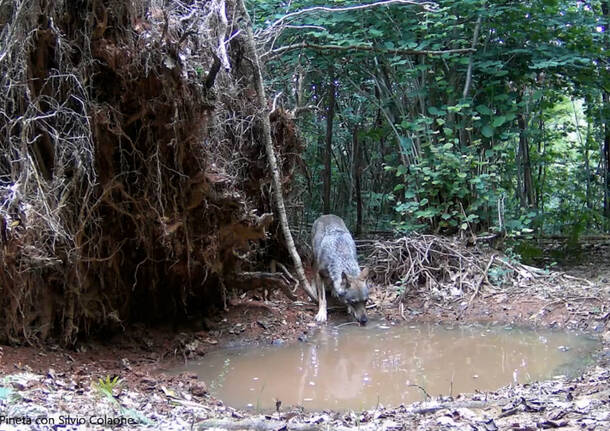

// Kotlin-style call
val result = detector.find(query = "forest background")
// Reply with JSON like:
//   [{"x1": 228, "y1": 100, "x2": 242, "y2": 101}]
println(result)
[{"x1": 256, "y1": 0, "x2": 609, "y2": 244}]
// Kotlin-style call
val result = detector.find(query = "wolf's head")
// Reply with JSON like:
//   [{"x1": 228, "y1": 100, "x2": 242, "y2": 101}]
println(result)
[{"x1": 340, "y1": 268, "x2": 370, "y2": 325}]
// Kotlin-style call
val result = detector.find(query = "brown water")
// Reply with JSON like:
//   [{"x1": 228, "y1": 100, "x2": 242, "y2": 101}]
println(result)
[{"x1": 169, "y1": 323, "x2": 598, "y2": 411}]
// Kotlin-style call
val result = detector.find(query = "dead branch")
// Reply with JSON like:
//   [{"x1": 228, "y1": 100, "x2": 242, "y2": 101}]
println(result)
[
  {"x1": 469, "y1": 254, "x2": 495, "y2": 304},
  {"x1": 228, "y1": 297, "x2": 276, "y2": 313},
  {"x1": 236, "y1": 0, "x2": 317, "y2": 303},
  {"x1": 210, "y1": 0, "x2": 231, "y2": 70},
  {"x1": 230, "y1": 271, "x2": 297, "y2": 301},
  {"x1": 366, "y1": 234, "x2": 603, "y2": 305}
]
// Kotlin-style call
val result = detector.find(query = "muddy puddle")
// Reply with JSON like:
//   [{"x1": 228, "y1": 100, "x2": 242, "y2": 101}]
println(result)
[{"x1": 169, "y1": 323, "x2": 599, "y2": 411}]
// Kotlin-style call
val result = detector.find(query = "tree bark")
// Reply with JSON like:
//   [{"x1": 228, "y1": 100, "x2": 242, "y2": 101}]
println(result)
[
  {"x1": 236, "y1": 0, "x2": 316, "y2": 301},
  {"x1": 323, "y1": 77, "x2": 336, "y2": 214}
]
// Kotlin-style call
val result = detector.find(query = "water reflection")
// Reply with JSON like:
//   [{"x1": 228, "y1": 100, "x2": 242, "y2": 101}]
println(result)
[{"x1": 168, "y1": 323, "x2": 598, "y2": 410}]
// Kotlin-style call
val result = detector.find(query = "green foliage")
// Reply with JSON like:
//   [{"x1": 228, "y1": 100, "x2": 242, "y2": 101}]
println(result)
[
  {"x1": 94, "y1": 375, "x2": 123, "y2": 398},
  {"x1": 504, "y1": 213, "x2": 537, "y2": 237},
  {"x1": 252, "y1": 0, "x2": 609, "y2": 236},
  {"x1": 487, "y1": 265, "x2": 513, "y2": 286},
  {"x1": 390, "y1": 141, "x2": 500, "y2": 233},
  {"x1": 513, "y1": 242, "x2": 544, "y2": 265},
  {"x1": 93, "y1": 375, "x2": 151, "y2": 425}
]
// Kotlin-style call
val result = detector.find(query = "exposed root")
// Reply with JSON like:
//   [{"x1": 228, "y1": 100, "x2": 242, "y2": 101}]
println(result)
[{"x1": 0, "y1": 0, "x2": 304, "y2": 345}]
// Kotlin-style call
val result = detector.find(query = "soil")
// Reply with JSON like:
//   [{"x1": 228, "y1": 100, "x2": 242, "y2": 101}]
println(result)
[{"x1": 1, "y1": 251, "x2": 609, "y2": 430}]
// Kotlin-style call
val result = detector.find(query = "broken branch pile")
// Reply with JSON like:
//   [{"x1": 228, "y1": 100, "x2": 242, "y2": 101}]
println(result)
[{"x1": 364, "y1": 235, "x2": 596, "y2": 302}]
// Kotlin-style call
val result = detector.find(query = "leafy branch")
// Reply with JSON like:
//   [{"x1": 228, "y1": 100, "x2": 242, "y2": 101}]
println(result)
[
  {"x1": 264, "y1": 0, "x2": 438, "y2": 34},
  {"x1": 262, "y1": 42, "x2": 475, "y2": 61}
]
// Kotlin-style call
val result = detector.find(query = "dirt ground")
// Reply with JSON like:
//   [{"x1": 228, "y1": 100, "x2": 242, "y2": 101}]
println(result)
[{"x1": 0, "y1": 247, "x2": 609, "y2": 430}]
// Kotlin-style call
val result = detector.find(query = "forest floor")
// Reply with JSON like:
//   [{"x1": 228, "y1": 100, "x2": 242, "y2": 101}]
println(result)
[{"x1": 1, "y1": 244, "x2": 609, "y2": 430}]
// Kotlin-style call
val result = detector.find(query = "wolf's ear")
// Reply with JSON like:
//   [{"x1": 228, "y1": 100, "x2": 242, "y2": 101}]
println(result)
[{"x1": 358, "y1": 267, "x2": 369, "y2": 280}]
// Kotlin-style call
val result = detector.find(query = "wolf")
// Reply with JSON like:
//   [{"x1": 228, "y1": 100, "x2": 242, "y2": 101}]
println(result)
[{"x1": 311, "y1": 214, "x2": 369, "y2": 325}]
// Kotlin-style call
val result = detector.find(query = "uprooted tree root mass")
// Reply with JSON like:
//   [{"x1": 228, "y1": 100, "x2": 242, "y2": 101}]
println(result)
[{"x1": 0, "y1": 0, "x2": 303, "y2": 345}]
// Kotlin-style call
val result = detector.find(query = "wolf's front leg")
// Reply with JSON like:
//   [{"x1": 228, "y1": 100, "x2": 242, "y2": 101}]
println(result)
[{"x1": 314, "y1": 272, "x2": 327, "y2": 322}]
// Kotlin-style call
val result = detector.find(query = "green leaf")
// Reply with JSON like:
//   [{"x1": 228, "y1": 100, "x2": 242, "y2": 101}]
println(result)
[
  {"x1": 476, "y1": 105, "x2": 493, "y2": 116},
  {"x1": 428, "y1": 106, "x2": 443, "y2": 116},
  {"x1": 446, "y1": 105, "x2": 460, "y2": 113},
  {"x1": 415, "y1": 209, "x2": 437, "y2": 218},
  {"x1": 481, "y1": 125, "x2": 494, "y2": 138},
  {"x1": 492, "y1": 116, "x2": 506, "y2": 127}
]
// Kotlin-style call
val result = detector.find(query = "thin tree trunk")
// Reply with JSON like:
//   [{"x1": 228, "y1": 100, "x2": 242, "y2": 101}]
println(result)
[
  {"x1": 462, "y1": 15, "x2": 482, "y2": 101},
  {"x1": 585, "y1": 123, "x2": 592, "y2": 210},
  {"x1": 518, "y1": 112, "x2": 536, "y2": 209},
  {"x1": 537, "y1": 111, "x2": 546, "y2": 217},
  {"x1": 353, "y1": 125, "x2": 363, "y2": 235},
  {"x1": 515, "y1": 134, "x2": 525, "y2": 208},
  {"x1": 601, "y1": 1, "x2": 609, "y2": 230},
  {"x1": 323, "y1": 77, "x2": 336, "y2": 214},
  {"x1": 236, "y1": 0, "x2": 316, "y2": 301},
  {"x1": 316, "y1": 118, "x2": 324, "y2": 209},
  {"x1": 601, "y1": 0, "x2": 610, "y2": 231},
  {"x1": 459, "y1": 15, "x2": 482, "y2": 148},
  {"x1": 571, "y1": 99, "x2": 592, "y2": 209}
]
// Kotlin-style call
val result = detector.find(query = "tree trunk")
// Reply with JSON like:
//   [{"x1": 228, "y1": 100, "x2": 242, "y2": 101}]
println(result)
[
  {"x1": 518, "y1": 112, "x2": 536, "y2": 209},
  {"x1": 236, "y1": 0, "x2": 316, "y2": 301},
  {"x1": 602, "y1": 91, "x2": 610, "y2": 226},
  {"x1": 353, "y1": 125, "x2": 363, "y2": 235},
  {"x1": 601, "y1": 1, "x2": 609, "y2": 230},
  {"x1": 572, "y1": 98, "x2": 592, "y2": 210},
  {"x1": 536, "y1": 110, "x2": 546, "y2": 218},
  {"x1": 462, "y1": 15, "x2": 482, "y2": 101},
  {"x1": 323, "y1": 77, "x2": 336, "y2": 214}
]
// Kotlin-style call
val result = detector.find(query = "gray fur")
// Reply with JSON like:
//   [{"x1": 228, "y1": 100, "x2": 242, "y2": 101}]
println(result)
[{"x1": 312, "y1": 214, "x2": 369, "y2": 324}]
